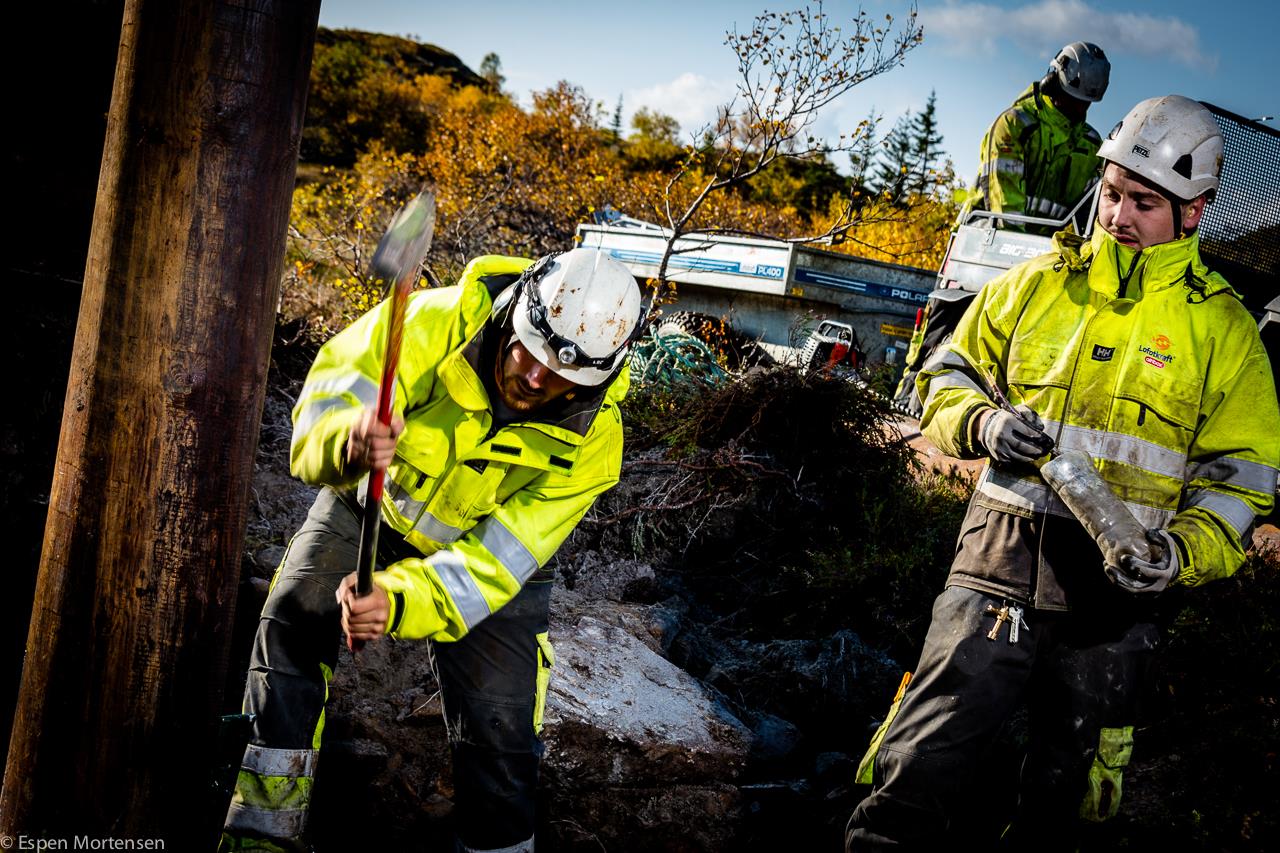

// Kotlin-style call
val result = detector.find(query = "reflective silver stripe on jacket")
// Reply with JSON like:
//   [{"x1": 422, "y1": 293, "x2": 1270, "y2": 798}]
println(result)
[
  {"x1": 293, "y1": 374, "x2": 379, "y2": 436},
  {"x1": 475, "y1": 516, "x2": 540, "y2": 584},
  {"x1": 460, "y1": 835, "x2": 535, "y2": 853},
  {"x1": 919, "y1": 348, "x2": 986, "y2": 411},
  {"x1": 977, "y1": 466, "x2": 1175, "y2": 530},
  {"x1": 982, "y1": 157, "x2": 1025, "y2": 177},
  {"x1": 1048, "y1": 421, "x2": 1189, "y2": 482},
  {"x1": 1187, "y1": 456, "x2": 1280, "y2": 495},
  {"x1": 381, "y1": 477, "x2": 470, "y2": 544},
  {"x1": 1026, "y1": 196, "x2": 1068, "y2": 218},
  {"x1": 413, "y1": 511, "x2": 467, "y2": 544},
  {"x1": 241, "y1": 745, "x2": 318, "y2": 778},
  {"x1": 1183, "y1": 488, "x2": 1257, "y2": 540},
  {"x1": 430, "y1": 551, "x2": 491, "y2": 630},
  {"x1": 224, "y1": 803, "x2": 308, "y2": 838}
]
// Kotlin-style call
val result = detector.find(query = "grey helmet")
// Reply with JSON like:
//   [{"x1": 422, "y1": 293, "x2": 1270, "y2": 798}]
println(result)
[
  {"x1": 1049, "y1": 41, "x2": 1110, "y2": 103},
  {"x1": 1096, "y1": 95, "x2": 1223, "y2": 202}
]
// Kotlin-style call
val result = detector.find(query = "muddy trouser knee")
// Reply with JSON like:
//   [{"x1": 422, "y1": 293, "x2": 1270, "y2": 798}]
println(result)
[
  {"x1": 222, "y1": 486, "x2": 554, "y2": 852},
  {"x1": 1010, "y1": 617, "x2": 1159, "y2": 844},
  {"x1": 847, "y1": 586, "x2": 1036, "y2": 851},
  {"x1": 221, "y1": 487, "x2": 358, "y2": 851},
  {"x1": 435, "y1": 576, "x2": 552, "y2": 853}
]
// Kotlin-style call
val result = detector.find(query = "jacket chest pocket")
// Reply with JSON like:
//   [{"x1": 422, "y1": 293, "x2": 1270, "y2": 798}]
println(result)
[
  {"x1": 426, "y1": 460, "x2": 510, "y2": 532},
  {"x1": 1007, "y1": 338, "x2": 1073, "y2": 392},
  {"x1": 1116, "y1": 357, "x2": 1201, "y2": 432},
  {"x1": 383, "y1": 426, "x2": 446, "y2": 518}
]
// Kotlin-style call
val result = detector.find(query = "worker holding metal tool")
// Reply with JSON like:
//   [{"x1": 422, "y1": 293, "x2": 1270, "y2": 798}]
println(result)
[
  {"x1": 848, "y1": 96, "x2": 1280, "y2": 849},
  {"x1": 220, "y1": 236, "x2": 644, "y2": 852}
]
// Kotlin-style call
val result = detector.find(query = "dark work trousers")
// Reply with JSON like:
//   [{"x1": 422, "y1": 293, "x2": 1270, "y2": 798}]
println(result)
[
  {"x1": 847, "y1": 585, "x2": 1159, "y2": 851},
  {"x1": 225, "y1": 486, "x2": 551, "y2": 852}
]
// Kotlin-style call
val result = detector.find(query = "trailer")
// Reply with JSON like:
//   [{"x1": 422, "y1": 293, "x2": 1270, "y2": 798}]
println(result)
[{"x1": 575, "y1": 216, "x2": 936, "y2": 369}]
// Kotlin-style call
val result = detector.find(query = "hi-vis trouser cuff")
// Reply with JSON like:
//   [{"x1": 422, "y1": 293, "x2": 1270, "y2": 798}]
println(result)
[
  {"x1": 1080, "y1": 726, "x2": 1134, "y2": 822},
  {"x1": 224, "y1": 745, "x2": 319, "y2": 839}
]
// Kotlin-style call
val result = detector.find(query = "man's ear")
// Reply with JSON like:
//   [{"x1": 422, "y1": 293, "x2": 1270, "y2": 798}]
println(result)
[{"x1": 1182, "y1": 194, "x2": 1209, "y2": 231}]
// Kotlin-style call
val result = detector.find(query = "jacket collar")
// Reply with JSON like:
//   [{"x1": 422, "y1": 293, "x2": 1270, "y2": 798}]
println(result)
[
  {"x1": 1055, "y1": 227, "x2": 1239, "y2": 302},
  {"x1": 1019, "y1": 83, "x2": 1066, "y2": 129}
]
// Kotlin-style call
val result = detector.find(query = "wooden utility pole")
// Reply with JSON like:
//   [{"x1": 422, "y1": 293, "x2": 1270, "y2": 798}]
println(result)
[{"x1": 0, "y1": 0, "x2": 319, "y2": 844}]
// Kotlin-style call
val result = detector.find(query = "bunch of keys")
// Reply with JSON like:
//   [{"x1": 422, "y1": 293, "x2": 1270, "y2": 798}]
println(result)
[{"x1": 984, "y1": 603, "x2": 1030, "y2": 644}]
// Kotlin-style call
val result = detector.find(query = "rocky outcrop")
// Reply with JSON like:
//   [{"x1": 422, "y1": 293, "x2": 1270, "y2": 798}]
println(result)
[{"x1": 542, "y1": 614, "x2": 754, "y2": 851}]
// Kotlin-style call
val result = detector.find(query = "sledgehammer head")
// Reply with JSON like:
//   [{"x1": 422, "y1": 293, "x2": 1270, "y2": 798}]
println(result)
[{"x1": 370, "y1": 190, "x2": 437, "y2": 290}]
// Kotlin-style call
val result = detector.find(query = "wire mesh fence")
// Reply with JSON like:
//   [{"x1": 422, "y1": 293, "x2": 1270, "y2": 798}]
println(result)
[{"x1": 1199, "y1": 103, "x2": 1280, "y2": 312}]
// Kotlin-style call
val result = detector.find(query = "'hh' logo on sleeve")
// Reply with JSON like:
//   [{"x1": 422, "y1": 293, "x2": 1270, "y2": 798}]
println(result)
[{"x1": 1091, "y1": 344, "x2": 1115, "y2": 362}]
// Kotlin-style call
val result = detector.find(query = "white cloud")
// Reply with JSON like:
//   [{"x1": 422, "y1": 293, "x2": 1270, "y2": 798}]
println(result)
[
  {"x1": 626, "y1": 72, "x2": 738, "y2": 138},
  {"x1": 921, "y1": 0, "x2": 1217, "y2": 71}
]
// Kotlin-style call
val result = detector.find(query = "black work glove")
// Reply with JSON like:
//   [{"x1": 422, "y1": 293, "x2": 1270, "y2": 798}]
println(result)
[
  {"x1": 977, "y1": 405, "x2": 1053, "y2": 464},
  {"x1": 1107, "y1": 528, "x2": 1180, "y2": 594}
]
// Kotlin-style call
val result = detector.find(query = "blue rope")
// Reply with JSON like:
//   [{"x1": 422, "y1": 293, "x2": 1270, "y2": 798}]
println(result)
[{"x1": 629, "y1": 331, "x2": 729, "y2": 388}]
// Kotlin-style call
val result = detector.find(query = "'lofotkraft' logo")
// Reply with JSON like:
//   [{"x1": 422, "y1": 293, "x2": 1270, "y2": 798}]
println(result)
[
  {"x1": 1140, "y1": 346, "x2": 1173, "y2": 369},
  {"x1": 1139, "y1": 333, "x2": 1174, "y2": 368}
]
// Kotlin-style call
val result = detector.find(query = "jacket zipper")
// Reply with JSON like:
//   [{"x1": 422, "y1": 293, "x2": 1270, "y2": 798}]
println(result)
[
  {"x1": 1035, "y1": 275, "x2": 1121, "y2": 607},
  {"x1": 1057, "y1": 307, "x2": 1104, "y2": 446}
]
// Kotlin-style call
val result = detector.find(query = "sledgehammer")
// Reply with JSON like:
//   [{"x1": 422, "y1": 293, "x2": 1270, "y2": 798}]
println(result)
[{"x1": 351, "y1": 190, "x2": 436, "y2": 651}]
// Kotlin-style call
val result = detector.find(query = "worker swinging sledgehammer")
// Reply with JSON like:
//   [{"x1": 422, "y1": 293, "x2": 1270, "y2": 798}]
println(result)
[{"x1": 219, "y1": 240, "x2": 645, "y2": 852}]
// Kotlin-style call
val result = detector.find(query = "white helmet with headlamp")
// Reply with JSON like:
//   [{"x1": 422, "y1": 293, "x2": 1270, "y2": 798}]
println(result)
[{"x1": 510, "y1": 248, "x2": 644, "y2": 387}]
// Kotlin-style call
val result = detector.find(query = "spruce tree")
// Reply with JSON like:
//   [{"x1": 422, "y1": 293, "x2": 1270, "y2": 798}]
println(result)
[
  {"x1": 611, "y1": 95, "x2": 624, "y2": 144},
  {"x1": 874, "y1": 116, "x2": 915, "y2": 201},
  {"x1": 907, "y1": 90, "x2": 944, "y2": 194},
  {"x1": 848, "y1": 109, "x2": 880, "y2": 196}
]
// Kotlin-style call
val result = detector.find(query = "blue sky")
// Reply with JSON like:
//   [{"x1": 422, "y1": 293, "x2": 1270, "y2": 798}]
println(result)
[{"x1": 317, "y1": 0, "x2": 1277, "y2": 185}]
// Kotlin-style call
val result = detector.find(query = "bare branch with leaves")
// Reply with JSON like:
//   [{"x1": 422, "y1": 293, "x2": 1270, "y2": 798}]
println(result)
[{"x1": 653, "y1": 1, "x2": 923, "y2": 290}]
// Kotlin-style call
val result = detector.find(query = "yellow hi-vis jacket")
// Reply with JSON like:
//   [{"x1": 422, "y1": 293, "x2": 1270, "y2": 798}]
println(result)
[
  {"x1": 919, "y1": 227, "x2": 1279, "y2": 607},
  {"x1": 289, "y1": 256, "x2": 627, "y2": 641},
  {"x1": 978, "y1": 83, "x2": 1102, "y2": 224}
]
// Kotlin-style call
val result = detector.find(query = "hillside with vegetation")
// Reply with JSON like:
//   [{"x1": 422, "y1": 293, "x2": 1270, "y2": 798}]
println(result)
[{"x1": 282, "y1": 27, "x2": 959, "y2": 335}]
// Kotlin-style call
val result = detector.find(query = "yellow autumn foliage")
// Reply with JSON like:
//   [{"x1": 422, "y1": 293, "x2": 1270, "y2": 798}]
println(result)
[{"x1": 281, "y1": 74, "x2": 958, "y2": 332}]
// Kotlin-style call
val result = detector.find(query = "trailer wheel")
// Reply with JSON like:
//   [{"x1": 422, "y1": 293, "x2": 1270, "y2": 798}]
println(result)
[{"x1": 653, "y1": 311, "x2": 775, "y2": 370}]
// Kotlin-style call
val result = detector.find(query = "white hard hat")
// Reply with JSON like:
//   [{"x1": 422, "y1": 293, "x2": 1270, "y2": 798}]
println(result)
[
  {"x1": 1097, "y1": 95, "x2": 1223, "y2": 201},
  {"x1": 1049, "y1": 42, "x2": 1110, "y2": 103},
  {"x1": 511, "y1": 248, "x2": 643, "y2": 386}
]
